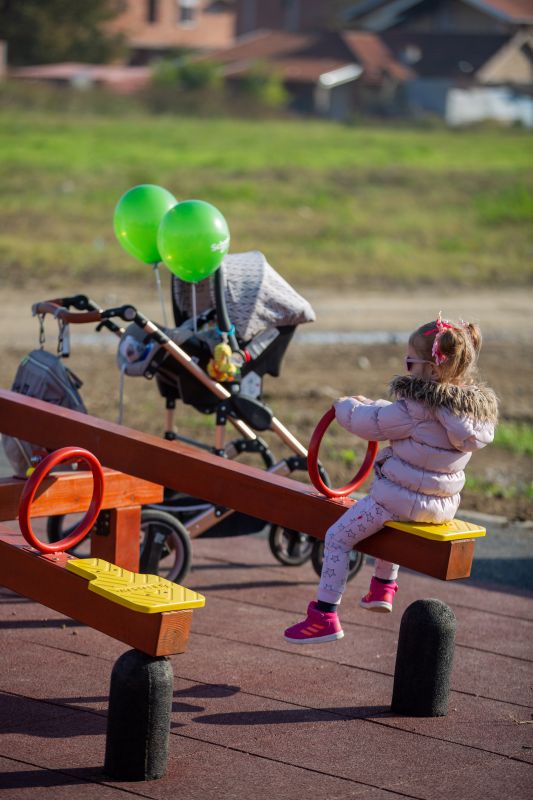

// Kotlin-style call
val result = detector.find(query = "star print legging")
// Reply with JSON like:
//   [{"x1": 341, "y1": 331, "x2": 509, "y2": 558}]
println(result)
[{"x1": 317, "y1": 495, "x2": 400, "y2": 606}]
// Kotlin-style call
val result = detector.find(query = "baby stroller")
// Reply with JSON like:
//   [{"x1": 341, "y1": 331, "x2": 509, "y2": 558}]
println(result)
[{"x1": 31, "y1": 252, "x2": 365, "y2": 583}]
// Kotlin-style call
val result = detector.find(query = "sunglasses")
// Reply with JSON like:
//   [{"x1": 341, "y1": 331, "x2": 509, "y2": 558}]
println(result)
[{"x1": 405, "y1": 356, "x2": 434, "y2": 372}]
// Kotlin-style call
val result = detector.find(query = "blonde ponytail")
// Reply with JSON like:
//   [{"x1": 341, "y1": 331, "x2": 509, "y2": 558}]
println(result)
[{"x1": 409, "y1": 316, "x2": 482, "y2": 384}]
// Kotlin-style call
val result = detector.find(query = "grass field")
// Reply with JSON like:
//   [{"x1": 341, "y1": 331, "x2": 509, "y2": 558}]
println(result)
[{"x1": 0, "y1": 106, "x2": 532, "y2": 289}]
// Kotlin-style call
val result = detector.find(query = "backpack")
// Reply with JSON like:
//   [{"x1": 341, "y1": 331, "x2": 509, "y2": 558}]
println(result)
[{"x1": 2, "y1": 349, "x2": 87, "y2": 478}]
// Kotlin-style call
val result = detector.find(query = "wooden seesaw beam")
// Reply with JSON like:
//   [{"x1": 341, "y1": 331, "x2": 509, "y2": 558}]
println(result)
[{"x1": 0, "y1": 389, "x2": 479, "y2": 580}]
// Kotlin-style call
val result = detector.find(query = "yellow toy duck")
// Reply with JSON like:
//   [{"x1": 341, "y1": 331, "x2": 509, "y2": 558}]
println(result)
[{"x1": 207, "y1": 342, "x2": 239, "y2": 383}]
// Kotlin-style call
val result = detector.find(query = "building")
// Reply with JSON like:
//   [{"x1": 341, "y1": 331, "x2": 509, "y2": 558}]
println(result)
[
  {"x1": 234, "y1": 0, "x2": 533, "y2": 37},
  {"x1": 224, "y1": 0, "x2": 533, "y2": 124},
  {"x1": 7, "y1": 0, "x2": 237, "y2": 93},
  {"x1": 210, "y1": 28, "x2": 411, "y2": 119},
  {"x1": 235, "y1": 0, "x2": 336, "y2": 37},
  {"x1": 343, "y1": 0, "x2": 533, "y2": 34},
  {"x1": 344, "y1": 0, "x2": 533, "y2": 126},
  {"x1": 107, "y1": 0, "x2": 236, "y2": 63},
  {"x1": 7, "y1": 0, "x2": 533, "y2": 124}
]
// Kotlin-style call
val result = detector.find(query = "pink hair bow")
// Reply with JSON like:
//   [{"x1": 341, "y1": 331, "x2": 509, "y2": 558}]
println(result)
[{"x1": 423, "y1": 312, "x2": 454, "y2": 365}]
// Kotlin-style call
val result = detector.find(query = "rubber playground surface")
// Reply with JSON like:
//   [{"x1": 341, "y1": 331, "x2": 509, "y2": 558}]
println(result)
[{"x1": 1, "y1": 529, "x2": 532, "y2": 800}]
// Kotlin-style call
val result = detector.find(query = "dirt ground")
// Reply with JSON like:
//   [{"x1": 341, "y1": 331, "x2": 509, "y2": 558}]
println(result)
[{"x1": 0, "y1": 283, "x2": 531, "y2": 520}]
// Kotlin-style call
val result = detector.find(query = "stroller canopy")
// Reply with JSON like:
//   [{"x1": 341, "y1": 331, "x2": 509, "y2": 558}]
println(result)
[{"x1": 171, "y1": 250, "x2": 315, "y2": 343}]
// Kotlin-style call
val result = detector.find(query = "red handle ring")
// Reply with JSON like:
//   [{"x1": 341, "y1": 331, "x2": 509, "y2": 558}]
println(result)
[
  {"x1": 18, "y1": 447, "x2": 104, "y2": 554},
  {"x1": 308, "y1": 407, "x2": 379, "y2": 498}
]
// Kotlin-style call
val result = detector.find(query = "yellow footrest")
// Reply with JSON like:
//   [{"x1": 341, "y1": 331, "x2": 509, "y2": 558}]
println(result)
[
  {"x1": 384, "y1": 518, "x2": 486, "y2": 542},
  {"x1": 66, "y1": 558, "x2": 205, "y2": 613}
]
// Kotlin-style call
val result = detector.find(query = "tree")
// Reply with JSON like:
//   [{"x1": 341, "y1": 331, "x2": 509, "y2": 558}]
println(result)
[
  {"x1": 0, "y1": 0, "x2": 127, "y2": 66},
  {"x1": 238, "y1": 62, "x2": 288, "y2": 110},
  {"x1": 152, "y1": 57, "x2": 223, "y2": 93}
]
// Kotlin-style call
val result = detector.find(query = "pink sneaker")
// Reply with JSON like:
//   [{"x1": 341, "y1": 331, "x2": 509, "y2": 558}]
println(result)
[
  {"x1": 284, "y1": 602, "x2": 344, "y2": 644},
  {"x1": 359, "y1": 577, "x2": 398, "y2": 613}
]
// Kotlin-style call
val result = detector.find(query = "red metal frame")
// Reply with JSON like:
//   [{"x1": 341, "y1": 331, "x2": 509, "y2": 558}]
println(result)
[
  {"x1": 308, "y1": 406, "x2": 378, "y2": 498},
  {"x1": 18, "y1": 447, "x2": 104, "y2": 553}
]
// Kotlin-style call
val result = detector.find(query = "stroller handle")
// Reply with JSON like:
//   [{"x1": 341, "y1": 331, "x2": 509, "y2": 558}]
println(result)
[{"x1": 32, "y1": 295, "x2": 124, "y2": 335}]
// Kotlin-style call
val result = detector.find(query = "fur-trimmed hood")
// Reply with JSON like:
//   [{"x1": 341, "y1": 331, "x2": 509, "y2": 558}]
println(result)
[{"x1": 389, "y1": 376, "x2": 499, "y2": 424}]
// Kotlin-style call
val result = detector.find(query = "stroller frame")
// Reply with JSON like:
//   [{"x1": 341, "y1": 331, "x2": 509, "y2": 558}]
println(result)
[{"x1": 30, "y1": 287, "x2": 363, "y2": 583}]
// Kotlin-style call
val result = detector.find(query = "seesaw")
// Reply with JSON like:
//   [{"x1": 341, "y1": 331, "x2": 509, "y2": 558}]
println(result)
[
  {"x1": 0, "y1": 388, "x2": 486, "y2": 580},
  {"x1": 0, "y1": 391, "x2": 485, "y2": 778}
]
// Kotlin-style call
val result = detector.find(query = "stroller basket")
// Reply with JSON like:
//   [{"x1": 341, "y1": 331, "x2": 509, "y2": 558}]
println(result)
[{"x1": 154, "y1": 324, "x2": 296, "y2": 413}]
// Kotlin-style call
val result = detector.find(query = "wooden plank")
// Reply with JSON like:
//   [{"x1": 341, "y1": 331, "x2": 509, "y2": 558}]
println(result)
[
  {"x1": 0, "y1": 526, "x2": 193, "y2": 657},
  {"x1": 90, "y1": 505, "x2": 142, "y2": 572},
  {"x1": 0, "y1": 469, "x2": 163, "y2": 521},
  {"x1": 361, "y1": 527, "x2": 475, "y2": 580},
  {"x1": 0, "y1": 391, "x2": 477, "y2": 580}
]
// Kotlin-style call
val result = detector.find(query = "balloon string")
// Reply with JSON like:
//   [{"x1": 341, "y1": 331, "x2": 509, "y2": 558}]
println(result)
[
  {"x1": 118, "y1": 364, "x2": 126, "y2": 425},
  {"x1": 192, "y1": 284, "x2": 198, "y2": 334},
  {"x1": 153, "y1": 263, "x2": 168, "y2": 326}
]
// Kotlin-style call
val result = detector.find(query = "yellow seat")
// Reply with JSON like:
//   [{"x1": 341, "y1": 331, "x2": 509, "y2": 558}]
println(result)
[
  {"x1": 66, "y1": 558, "x2": 205, "y2": 613},
  {"x1": 384, "y1": 518, "x2": 485, "y2": 542}
]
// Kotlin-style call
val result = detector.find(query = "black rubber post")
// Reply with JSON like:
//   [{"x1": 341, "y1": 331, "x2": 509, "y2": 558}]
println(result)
[
  {"x1": 104, "y1": 649, "x2": 174, "y2": 781},
  {"x1": 391, "y1": 599, "x2": 456, "y2": 717}
]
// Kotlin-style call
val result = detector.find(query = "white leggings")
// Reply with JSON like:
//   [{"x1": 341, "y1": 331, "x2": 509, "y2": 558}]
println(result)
[{"x1": 317, "y1": 495, "x2": 400, "y2": 606}]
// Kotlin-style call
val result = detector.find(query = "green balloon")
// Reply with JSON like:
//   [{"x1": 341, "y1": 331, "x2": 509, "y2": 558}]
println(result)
[
  {"x1": 157, "y1": 200, "x2": 230, "y2": 283},
  {"x1": 113, "y1": 184, "x2": 177, "y2": 264}
]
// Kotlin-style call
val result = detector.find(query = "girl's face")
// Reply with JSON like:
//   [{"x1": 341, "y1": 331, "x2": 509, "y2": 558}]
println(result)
[{"x1": 405, "y1": 344, "x2": 436, "y2": 380}]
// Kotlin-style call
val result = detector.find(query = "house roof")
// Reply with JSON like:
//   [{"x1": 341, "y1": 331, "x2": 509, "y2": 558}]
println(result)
[
  {"x1": 9, "y1": 63, "x2": 151, "y2": 92},
  {"x1": 208, "y1": 30, "x2": 317, "y2": 65},
  {"x1": 223, "y1": 56, "x2": 352, "y2": 83},
  {"x1": 382, "y1": 32, "x2": 512, "y2": 78},
  {"x1": 345, "y1": 0, "x2": 533, "y2": 27},
  {"x1": 475, "y1": 29, "x2": 533, "y2": 82},
  {"x1": 212, "y1": 29, "x2": 410, "y2": 84},
  {"x1": 466, "y1": 0, "x2": 533, "y2": 22},
  {"x1": 342, "y1": 30, "x2": 413, "y2": 80}
]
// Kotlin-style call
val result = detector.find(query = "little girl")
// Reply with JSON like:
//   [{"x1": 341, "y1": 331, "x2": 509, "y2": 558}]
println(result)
[{"x1": 284, "y1": 314, "x2": 498, "y2": 644}]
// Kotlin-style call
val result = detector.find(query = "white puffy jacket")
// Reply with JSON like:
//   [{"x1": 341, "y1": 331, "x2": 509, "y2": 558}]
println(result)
[{"x1": 334, "y1": 376, "x2": 498, "y2": 523}]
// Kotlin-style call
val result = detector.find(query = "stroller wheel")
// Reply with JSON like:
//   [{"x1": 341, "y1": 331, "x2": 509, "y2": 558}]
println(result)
[
  {"x1": 268, "y1": 525, "x2": 314, "y2": 566},
  {"x1": 310, "y1": 540, "x2": 365, "y2": 582},
  {"x1": 139, "y1": 509, "x2": 192, "y2": 584}
]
